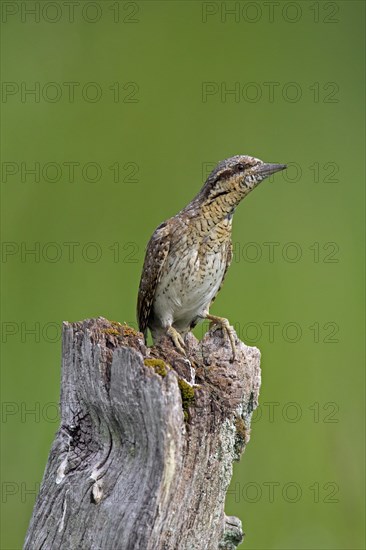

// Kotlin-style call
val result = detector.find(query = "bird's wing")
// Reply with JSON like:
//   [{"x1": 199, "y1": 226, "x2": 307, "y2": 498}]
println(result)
[
  {"x1": 137, "y1": 221, "x2": 171, "y2": 338},
  {"x1": 210, "y1": 239, "x2": 233, "y2": 306}
]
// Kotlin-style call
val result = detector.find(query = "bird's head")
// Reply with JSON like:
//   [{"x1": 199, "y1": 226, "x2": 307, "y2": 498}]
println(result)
[{"x1": 200, "y1": 155, "x2": 287, "y2": 208}]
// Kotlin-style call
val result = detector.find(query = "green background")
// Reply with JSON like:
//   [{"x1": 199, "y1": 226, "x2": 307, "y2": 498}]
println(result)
[{"x1": 1, "y1": 1, "x2": 365, "y2": 548}]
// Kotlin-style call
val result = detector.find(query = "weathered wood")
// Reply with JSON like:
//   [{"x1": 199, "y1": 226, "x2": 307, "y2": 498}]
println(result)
[{"x1": 24, "y1": 317, "x2": 261, "y2": 550}]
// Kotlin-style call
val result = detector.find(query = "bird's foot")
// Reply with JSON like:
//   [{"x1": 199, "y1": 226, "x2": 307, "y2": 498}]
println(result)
[
  {"x1": 167, "y1": 326, "x2": 186, "y2": 356},
  {"x1": 205, "y1": 314, "x2": 236, "y2": 362}
]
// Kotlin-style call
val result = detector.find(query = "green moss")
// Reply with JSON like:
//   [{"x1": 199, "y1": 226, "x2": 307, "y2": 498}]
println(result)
[
  {"x1": 234, "y1": 416, "x2": 248, "y2": 458},
  {"x1": 235, "y1": 416, "x2": 246, "y2": 440},
  {"x1": 122, "y1": 324, "x2": 139, "y2": 337},
  {"x1": 102, "y1": 328, "x2": 121, "y2": 336},
  {"x1": 103, "y1": 322, "x2": 139, "y2": 338},
  {"x1": 178, "y1": 378, "x2": 195, "y2": 420},
  {"x1": 144, "y1": 358, "x2": 168, "y2": 377}
]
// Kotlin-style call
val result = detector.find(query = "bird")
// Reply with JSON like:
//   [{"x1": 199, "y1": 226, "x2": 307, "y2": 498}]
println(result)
[{"x1": 137, "y1": 155, "x2": 286, "y2": 360}]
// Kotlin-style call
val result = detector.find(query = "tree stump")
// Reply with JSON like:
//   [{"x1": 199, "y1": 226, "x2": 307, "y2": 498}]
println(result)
[{"x1": 24, "y1": 317, "x2": 261, "y2": 550}]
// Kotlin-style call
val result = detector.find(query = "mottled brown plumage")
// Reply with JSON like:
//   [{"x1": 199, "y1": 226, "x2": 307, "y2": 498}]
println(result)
[{"x1": 137, "y1": 155, "x2": 286, "y2": 358}]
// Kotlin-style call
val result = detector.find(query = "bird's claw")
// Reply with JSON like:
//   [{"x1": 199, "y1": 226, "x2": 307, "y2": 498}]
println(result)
[
  {"x1": 206, "y1": 314, "x2": 236, "y2": 362},
  {"x1": 167, "y1": 326, "x2": 186, "y2": 356}
]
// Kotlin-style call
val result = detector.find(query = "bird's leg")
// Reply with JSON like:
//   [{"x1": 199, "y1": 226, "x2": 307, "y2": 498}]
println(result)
[
  {"x1": 167, "y1": 326, "x2": 186, "y2": 355},
  {"x1": 204, "y1": 314, "x2": 236, "y2": 361}
]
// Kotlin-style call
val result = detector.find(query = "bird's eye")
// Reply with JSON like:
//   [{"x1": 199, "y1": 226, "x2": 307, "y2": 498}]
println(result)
[{"x1": 237, "y1": 163, "x2": 244, "y2": 172}]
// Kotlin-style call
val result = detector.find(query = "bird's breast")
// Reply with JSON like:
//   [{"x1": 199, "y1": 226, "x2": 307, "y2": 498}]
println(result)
[{"x1": 153, "y1": 237, "x2": 229, "y2": 330}]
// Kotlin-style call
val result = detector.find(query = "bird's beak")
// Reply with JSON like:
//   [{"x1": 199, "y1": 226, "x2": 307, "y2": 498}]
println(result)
[{"x1": 254, "y1": 163, "x2": 287, "y2": 177}]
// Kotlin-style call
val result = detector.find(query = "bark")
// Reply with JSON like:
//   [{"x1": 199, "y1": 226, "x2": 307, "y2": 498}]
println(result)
[{"x1": 24, "y1": 317, "x2": 261, "y2": 550}]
